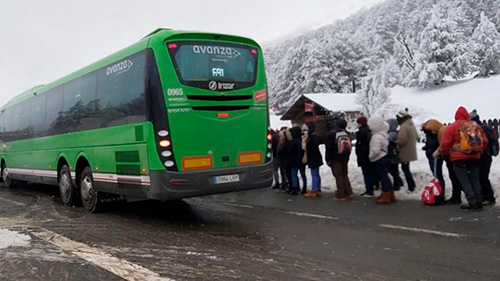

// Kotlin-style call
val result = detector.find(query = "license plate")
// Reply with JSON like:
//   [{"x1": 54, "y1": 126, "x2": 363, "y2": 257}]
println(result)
[{"x1": 214, "y1": 174, "x2": 240, "y2": 184}]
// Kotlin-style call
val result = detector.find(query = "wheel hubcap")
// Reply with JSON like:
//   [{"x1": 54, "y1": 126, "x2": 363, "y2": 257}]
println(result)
[
  {"x1": 2, "y1": 168, "x2": 8, "y2": 182},
  {"x1": 60, "y1": 174, "x2": 71, "y2": 197},
  {"x1": 81, "y1": 176, "x2": 93, "y2": 201}
]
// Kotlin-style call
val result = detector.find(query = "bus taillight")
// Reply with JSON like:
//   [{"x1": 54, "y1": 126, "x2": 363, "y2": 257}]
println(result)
[
  {"x1": 168, "y1": 43, "x2": 178, "y2": 49},
  {"x1": 266, "y1": 133, "x2": 272, "y2": 141},
  {"x1": 159, "y1": 140, "x2": 171, "y2": 148},
  {"x1": 251, "y1": 49, "x2": 258, "y2": 55}
]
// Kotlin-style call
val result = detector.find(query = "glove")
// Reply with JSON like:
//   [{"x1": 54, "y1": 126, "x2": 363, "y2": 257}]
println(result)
[{"x1": 432, "y1": 149, "x2": 440, "y2": 159}]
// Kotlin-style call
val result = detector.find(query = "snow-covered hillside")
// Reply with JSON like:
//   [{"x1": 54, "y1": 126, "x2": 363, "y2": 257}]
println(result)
[
  {"x1": 390, "y1": 75, "x2": 500, "y2": 125},
  {"x1": 265, "y1": 0, "x2": 500, "y2": 110}
]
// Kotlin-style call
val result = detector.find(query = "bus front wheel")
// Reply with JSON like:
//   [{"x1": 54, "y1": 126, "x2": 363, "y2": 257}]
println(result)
[
  {"x1": 80, "y1": 167, "x2": 103, "y2": 213},
  {"x1": 59, "y1": 165, "x2": 79, "y2": 206}
]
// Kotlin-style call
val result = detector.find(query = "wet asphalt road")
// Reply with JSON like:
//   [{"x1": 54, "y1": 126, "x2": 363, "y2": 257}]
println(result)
[{"x1": 0, "y1": 182, "x2": 499, "y2": 281}]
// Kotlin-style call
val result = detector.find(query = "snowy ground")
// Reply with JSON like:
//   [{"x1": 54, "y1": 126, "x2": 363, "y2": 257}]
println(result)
[{"x1": 0, "y1": 228, "x2": 30, "y2": 249}]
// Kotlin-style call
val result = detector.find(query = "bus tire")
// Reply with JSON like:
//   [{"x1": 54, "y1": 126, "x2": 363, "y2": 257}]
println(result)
[
  {"x1": 59, "y1": 165, "x2": 79, "y2": 206},
  {"x1": 80, "y1": 167, "x2": 103, "y2": 213},
  {"x1": 2, "y1": 163, "x2": 16, "y2": 189}
]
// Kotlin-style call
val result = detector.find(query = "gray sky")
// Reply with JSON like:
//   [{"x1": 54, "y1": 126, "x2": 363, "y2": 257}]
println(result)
[{"x1": 0, "y1": 0, "x2": 383, "y2": 102}]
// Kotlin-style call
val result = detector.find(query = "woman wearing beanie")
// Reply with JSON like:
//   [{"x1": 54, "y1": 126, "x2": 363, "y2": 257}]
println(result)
[
  {"x1": 368, "y1": 116, "x2": 395, "y2": 204},
  {"x1": 396, "y1": 108, "x2": 419, "y2": 193}
]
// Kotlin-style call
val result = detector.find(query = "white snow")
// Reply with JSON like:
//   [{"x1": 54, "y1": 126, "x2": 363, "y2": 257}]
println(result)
[
  {"x1": 0, "y1": 228, "x2": 31, "y2": 249},
  {"x1": 304, "y1": 93, "x2": 360, "y2": 113},
  {"x1": 391, "y1": 75, "x2": 500, "y2": 125}
]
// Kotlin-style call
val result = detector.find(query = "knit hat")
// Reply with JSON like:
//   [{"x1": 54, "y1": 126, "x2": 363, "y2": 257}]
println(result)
[
  {"x1": 357, "y1": 116, "x2": 368, "y2": 126},
  {"x1": 397, "y1": 108, "x2": 409, "y2": 118},
  {"x1": 469, "y1": 109, "x2": 480, "y2": 124}
]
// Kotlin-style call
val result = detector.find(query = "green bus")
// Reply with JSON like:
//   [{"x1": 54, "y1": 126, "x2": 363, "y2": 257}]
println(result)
[{"x1": 0, "y1": 28, "x2": 273, "y2": 212}]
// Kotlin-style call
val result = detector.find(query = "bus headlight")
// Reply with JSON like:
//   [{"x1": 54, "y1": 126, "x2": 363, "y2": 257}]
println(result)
[
  {"x1": 162, "y1": 150, "x2": 172, "y2": 157},
  {"x1": 164, "y1": 161, "x2": 175, "y2": 167}
]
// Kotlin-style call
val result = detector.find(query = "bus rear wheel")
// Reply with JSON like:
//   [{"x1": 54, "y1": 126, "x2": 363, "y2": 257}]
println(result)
[
  {"x1": 59, "y1": 165, "x2": 79, "y2": 206},
  {"x1": 2, "y1": 163, "x2": 15, "y2": 188},
  {"x1": 80, "y1": 167, "x2": 103, "y2": 213}
]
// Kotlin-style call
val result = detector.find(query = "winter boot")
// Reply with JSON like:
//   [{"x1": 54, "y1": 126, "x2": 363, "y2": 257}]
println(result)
[
  {"x1": 301, "y1": 187, "x2": 308, "y2": 195},
  {"x1": 376, "y1": 192, "x2": 392, "y2": 204},
  {"x1": 304, "y1": 191, "x2": 317, "y2": 198},
  {"x1": 389, "y1": 190, "x2": 397, "y2": 202},
  {"x1": 315, "y1": 191, "x2": 323, "y2": 197}
]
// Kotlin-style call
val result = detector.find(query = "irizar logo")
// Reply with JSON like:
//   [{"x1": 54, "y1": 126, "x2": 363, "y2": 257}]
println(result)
[
  {"x1": 106, "y1": 60, "x2": 133, "y2": 76},
  {"x1": 208, "y1": 81, "x2": 235, "y2": 91},
  {"x1": 208, "y1": 81, "x2": 218, "y2": 91}
]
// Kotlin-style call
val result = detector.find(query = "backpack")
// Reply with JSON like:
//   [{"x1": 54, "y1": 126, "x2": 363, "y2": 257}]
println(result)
[
  {"x1": 421, "y1": 178, "x2": 444, "y2": 205},
  {"x1": 483, "y1": 125, "x2": 499, "y2": 157},
  {"x1": 335, "y1": 131, "x2": 352, "y2": 155},
  {"x1": 458, "y1": 121, "x2": 483, "y2": 154}
]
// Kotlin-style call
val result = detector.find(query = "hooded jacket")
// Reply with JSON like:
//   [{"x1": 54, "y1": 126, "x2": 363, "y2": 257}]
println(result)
[
  {"x1": 368, "y1": 117, "x2": 389, "y2": 162},
  {"x1": 441, "y1": 107, "x2": 488, "y2": 161},
  {"x1": 396, "y1": 115, "x2": 419, "y2": 163}
]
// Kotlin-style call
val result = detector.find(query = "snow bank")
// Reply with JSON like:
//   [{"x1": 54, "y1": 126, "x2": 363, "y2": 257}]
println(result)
[
  {"x1": 391, "y1": 75, "x2": 500, "y2": 125},
  {"x1": 0, "y1": 229, "x2": 31, "y2": 249}
]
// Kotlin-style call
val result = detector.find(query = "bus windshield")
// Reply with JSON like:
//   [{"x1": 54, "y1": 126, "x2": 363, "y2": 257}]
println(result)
[{"x1": 168, "y1": 42, "x2": 258, "y2": 91}]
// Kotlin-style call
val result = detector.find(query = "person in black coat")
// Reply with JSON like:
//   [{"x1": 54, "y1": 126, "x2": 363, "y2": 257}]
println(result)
[
  {"x1": 288, "y1": 126, "x2": 305, "y2": 195},
  {"x1": 277, "y1": 128, "x2": 292, "y2": 192},
  {"x1": 303, "y1": 122, "x2": 324, "y2": 198},
  {"x1": 355, "y1": 116, "x2": 377, "y2": 197}
]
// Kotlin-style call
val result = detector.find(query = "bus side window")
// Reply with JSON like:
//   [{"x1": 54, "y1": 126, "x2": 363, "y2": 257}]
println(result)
[
  {"x1": 97, "y1": 51, "x2": 147, "y2": 128},
  {"x1": 31, "y1": 95, "x2": 46, "y2": 138}
]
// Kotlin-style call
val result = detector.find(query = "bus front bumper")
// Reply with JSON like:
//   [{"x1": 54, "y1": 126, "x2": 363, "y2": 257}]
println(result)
[{"x1": 146, "y1": 162, "x2": 273, "y2": 201}]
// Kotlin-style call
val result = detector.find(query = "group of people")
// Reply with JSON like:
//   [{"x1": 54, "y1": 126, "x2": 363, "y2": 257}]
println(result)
[
  {"x1": 421, "y1": 107, "x2": 498, "y2": 209},
  {"x1": 271, "y1": 106, "x2": 498, "y2": 210}
]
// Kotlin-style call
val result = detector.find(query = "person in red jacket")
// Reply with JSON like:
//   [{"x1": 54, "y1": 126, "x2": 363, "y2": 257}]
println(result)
[{"x1": 441, "y1": 106, "x2": 488, "y2": 210}]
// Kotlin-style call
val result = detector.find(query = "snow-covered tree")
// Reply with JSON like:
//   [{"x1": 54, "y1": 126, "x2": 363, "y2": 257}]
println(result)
[
  {"x1": 406, "y1": 6, "x2": 473, "y2": 87},
  {"x1": 470, "y1": 12, "x2": 500, "y2": 76},
  {"x1": 356, "y1": 70, "x2": 392, "y2": 118}
]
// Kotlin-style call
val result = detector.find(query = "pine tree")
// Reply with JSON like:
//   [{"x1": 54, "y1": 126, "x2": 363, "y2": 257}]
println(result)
[
  {"x1": 470, "y1": 12, "x2": 500, "y2": 76},
  {"x1": 406, "y1": 5, "x2": 473, "y2": 88}
]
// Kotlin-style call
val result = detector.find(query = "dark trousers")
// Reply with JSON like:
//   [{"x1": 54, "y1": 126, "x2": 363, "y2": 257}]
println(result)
[
  {"x1": 428, "y1": 158, "x2": 445, "y2": 197},
  {"x1": 332, "y1": 162, "x2": 353, "y2": 198},
  {"x1": 401, "y1": 162, "x2": 416, "y2": 191},
  {"x1": 279, "y1": 165, "x2": 288, "y2": 189},
  {"x1": 453, "y1": 160, "x2": 482, "y2": 205},
  {"x1": 285, "y1": 167, "x2": 292, "y2": 191},
  {"x1": 480, "y1": 154, "x2": 495, "y2": 202},
  {"x1": 389, "y1": 163, "x2": 403, "y2": 190},
  {"x1": 361, "y1": 163, "x2": 377, "y2": 195},
  {"x1": 374, "y1": 156, "x2": 393, "y2": 192},
  {"x1": 445, "y1": 159, "x2": 462, "y2": 200}
]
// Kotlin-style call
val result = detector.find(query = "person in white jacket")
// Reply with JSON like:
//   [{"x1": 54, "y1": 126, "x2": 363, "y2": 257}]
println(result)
[{"x1": 368, "y1": 116, "x2": 395, "y2": 204}]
